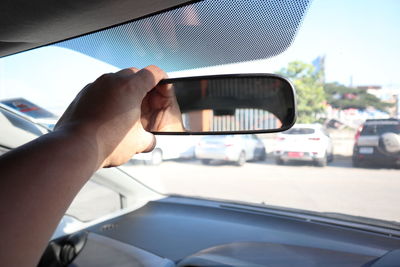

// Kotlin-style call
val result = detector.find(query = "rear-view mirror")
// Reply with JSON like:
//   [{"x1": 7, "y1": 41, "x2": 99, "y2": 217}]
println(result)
[{"x1": 148, "y1": 74, "x2": 296, "y2": 134}]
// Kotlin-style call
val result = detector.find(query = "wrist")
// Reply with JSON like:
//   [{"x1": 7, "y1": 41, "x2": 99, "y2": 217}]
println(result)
[{"x1": 52, "y1": 123, "x2": 106, "y2": 169}]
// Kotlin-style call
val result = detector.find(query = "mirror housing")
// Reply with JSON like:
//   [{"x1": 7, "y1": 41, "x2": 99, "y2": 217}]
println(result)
[{"x1": 151, "y1": 74, "x2": 296, "y2": 135}]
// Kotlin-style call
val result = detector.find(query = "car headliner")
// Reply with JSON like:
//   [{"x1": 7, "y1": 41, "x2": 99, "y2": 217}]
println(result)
[{"x1": 0, "y1": 0, "x2": 192, "y2": 57}]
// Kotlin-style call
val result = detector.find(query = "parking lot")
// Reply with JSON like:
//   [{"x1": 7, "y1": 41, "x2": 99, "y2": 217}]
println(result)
[
  {"x1": 69, "y1": 136, "x2": 400, "y2": 224},
  {"x1": 121, "y1": 156, "x2": 400, "y2": 223}
]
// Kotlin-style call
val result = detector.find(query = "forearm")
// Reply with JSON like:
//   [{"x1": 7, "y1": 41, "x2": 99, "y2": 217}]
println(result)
[
  {"x1": 0, "y1": 130, "x2": 101, "y2": 266},
  {"x1": 0, "y1": 65, "x2": 165, "y2": 267}
]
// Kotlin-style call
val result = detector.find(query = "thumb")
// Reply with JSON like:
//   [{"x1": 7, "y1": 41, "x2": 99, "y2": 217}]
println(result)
[{"x1": 137, "y1": 126, "x2": 157, "y2": 153}]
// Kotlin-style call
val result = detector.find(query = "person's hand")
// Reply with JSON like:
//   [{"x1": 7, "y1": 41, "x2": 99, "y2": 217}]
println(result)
[
  {"x1": 141, "y1": 82, "x2": 185, "y2": 132},
  {"x1": 54, "y1": 65, "x2": 167, "y2": 168}
]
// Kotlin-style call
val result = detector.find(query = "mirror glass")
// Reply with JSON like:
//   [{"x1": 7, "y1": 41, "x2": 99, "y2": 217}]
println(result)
[{"x1": 148, "y1": 74, "x2": 296, "y2": 134}]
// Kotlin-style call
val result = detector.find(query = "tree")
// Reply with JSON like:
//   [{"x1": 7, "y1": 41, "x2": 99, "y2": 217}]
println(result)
[
  {"x1": 324, "y1": 82, "x2": 392, "y2": 111},
  {"x1": 278, "y1": 61, "x2": 326, "y2": 123}
]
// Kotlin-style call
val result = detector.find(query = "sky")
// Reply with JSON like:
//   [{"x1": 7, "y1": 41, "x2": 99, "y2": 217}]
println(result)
[
  {"x1": 174, "y1": 0, "x2": 400, "y2": 87},
  {"x1": 1, "y1": 0, "x2": 399, "y2": 115}
]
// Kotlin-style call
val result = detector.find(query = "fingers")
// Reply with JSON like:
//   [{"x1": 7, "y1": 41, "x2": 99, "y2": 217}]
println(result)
[
  {"x1": 128, "y1": 65, "x2": 168, "y2": 98},
  {"x1": 154, "y1": 82, "x2": 175, "y2": 98},
  {"x1": 116, "y1": 67, "x2": 139, "y2": 77}
]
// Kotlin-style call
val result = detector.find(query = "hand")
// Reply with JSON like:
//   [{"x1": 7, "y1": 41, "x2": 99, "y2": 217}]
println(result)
[
  {"x1": 141, "y1": 82, "x2": 185, "y2": 132},
  {"x1": 0, "y1": 65, "x2": 175, "y2": 267},
  {"x1": 54, "y1": 65, "x2": 167, "y2": 168}
]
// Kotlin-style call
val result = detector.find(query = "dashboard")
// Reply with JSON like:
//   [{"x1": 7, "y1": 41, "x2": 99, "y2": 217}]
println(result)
[{"x1": 41, "y1": 197, "x2": 400, "y2": 266}]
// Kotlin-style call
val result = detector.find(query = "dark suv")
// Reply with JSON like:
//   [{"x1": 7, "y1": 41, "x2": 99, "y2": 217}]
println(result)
[{"x1": 352, "y1": 118, "x2": 400, "y2": 167}]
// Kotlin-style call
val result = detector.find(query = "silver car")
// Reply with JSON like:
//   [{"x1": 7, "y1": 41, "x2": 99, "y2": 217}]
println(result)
[
  {"x1": 352, "y1": 119, "x2": 400, "y2": 167},
  {"x1": 195, "y1": 134, "x2": 266, "y2": 166}
]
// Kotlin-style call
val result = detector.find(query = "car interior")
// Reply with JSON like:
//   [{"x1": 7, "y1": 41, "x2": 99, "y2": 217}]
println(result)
[{"x1": 1, "y1": 0, "x2": 400, "y2": 266}]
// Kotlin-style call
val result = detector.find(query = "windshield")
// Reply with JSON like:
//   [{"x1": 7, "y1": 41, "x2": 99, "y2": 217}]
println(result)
[
  {"x1": 361, "y1": 124, "x2": 400, "y2": 135},
  {"x1": 284, "y1": 128, "x2": 315, "y2": 135},
  {"x1": 1, "y1": 0, "x2": 399, "y2": 227}
]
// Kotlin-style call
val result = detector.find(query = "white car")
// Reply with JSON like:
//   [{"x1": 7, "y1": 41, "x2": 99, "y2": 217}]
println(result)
[
  {"x1": 133, "y1": 135, "x2": 200, "y2": 165},
  {"x1": 195, "y1": 134, "x2": 266, "y2": 166},
  {"x1": 274, "y1": 124, "x2": 333, "y2": 166}
]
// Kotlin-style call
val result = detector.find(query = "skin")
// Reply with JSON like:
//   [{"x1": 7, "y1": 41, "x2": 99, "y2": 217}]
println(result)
[
  {"x1": 141, "y1": 82, "x2": 185, "y2": 132},
  {"x1": 0, "y1": 65, "x2": 183, "y2": 267}
]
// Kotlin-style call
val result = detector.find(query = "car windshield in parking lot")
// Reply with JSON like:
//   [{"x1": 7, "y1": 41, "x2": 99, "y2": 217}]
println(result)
[
  {"x1": 361, "y1": 124, "x2": 400, "y2": 135},
  {"x1": 1, "y1": 0, "x2": 399, "y2": 228},
  {"x1": 284, "y1": 128, "x2": 315, "y2": 135}
]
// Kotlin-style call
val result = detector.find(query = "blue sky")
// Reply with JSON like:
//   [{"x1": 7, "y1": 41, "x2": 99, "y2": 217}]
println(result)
[
  {"x1": 179, "y1": 0, "x2": 400, "y2": 87},
  {"x1": 1, "y1": 0, "x2": 399, "y2": 114},
  {"x1": 296, "y1": 0, "x2": 400, "y2": 86}
]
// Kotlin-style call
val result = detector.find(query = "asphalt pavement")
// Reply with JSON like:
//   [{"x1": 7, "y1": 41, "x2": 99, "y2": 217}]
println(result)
[
  {"x1": 68, "y1": 156, "x2": 400, "y2": 225},
  {"x1": 121, "y1": 156, "x2": 400, "y2": 223}
]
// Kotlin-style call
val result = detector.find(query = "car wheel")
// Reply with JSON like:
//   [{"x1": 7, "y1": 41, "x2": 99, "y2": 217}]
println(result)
[
  {"x1": 314, "y1": 155, "x2": 327, "y2": 167},
  {"x1": 256, "y1": 149, "x2": 267, "y2": 161},
  {"x1": 148, "y1": 148, "x2": 163, "y2": 165},
  {"x1": 327, "y1": 153, "x2": 334, "y2": 163},
  {"x1": 275, "y1": 157, "x2": 284, "y2": 165},
  {"x1": 352, "y1": 157, "x2": 361, "y2": 167},
  {"x1": 201, "y1": 159, "x2": 211, "y2": 165},
  {"x1": 235, "y1": 151, "x2": 246, "y2": 166}
]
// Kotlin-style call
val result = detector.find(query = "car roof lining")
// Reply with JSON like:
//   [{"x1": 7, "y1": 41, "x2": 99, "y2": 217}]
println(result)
[{"x1": 0, "y1": 0, "x2": 194, "y2": 58}]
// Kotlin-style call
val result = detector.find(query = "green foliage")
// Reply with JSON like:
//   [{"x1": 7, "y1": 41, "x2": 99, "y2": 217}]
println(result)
[
  {"x1": 278, "y1": 61, "x2": 326, "y2": 123},
  {"x1": 324, "y1": 82, "x2": 392, "y2": 111}
]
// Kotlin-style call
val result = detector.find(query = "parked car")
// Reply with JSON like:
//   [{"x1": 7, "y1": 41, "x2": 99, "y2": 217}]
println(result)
[
  {"x1": 353, "y1": 118, "x2": 400, "y2": 167},
  {"x1": 0, "y1": 98, "x2": 58, "y2": 130},
  {"x1": 195, "y1": 134, "x2": 266, "y2": 166},
  {"x1": 274, "y1": 124, "x2": 333, "y2": 167},
  {"x1": 0, "y1": 106, "x2": 49, "y2": 148}
]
